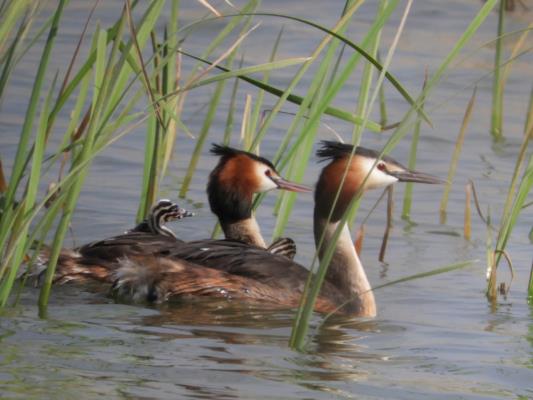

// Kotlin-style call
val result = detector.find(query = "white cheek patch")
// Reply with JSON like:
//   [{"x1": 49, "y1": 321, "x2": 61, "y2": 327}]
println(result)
[
  {"x1": 254, "y1": 164, "x2": 278, "y2": 192},
  {"x1": 360, "y1": 158, "x2": 398, "y2": 189},
  {"x1": 258, "y1": 175, "x2": 278, "y2": 192}
]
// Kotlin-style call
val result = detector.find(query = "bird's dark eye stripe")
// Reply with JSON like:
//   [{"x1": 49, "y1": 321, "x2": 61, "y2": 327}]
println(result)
[
  {"x1": 151, "y1": 204, "x2": 179, "y2": 223},
  {"x1": 154, "y1": 205, "x2": 175, "y2": 217}
]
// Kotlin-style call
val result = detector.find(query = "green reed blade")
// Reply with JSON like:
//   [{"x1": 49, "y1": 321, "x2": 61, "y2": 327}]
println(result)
[
  {"x1": 0, "y1": 0, "x2": 31, "y2": 54},
  {"x1": 324, "y1": 0, "x2": 351, "y2": 89},
  {"x1": 290, "y1": 0, "x2": 415, "y2": 349},
  {"x1": 266, "y1": 2, "x2": 371, "y2": 222},
  {"x1": 125, "y1": 0, "x2": 164, "y2": 128},
  {"x1": 400, "y1": 69, "x2": 428, "y2": 220},
  {"x1": 178, "y1": 61, "x2": 232, "y2": 198},
  {"x1": 368, "y1": 0, "x2": 498, "y2": 166},
  {"x1": 3, "y1": 113, "x2": 151, "y2": 290},
  {"x1": 1, "y1": 0, "x2": 169, "y2": 308},
  {"x1": 26, "y1": 71, "x2": 58, "y2": 232},
  {"x1": 439, "y1": 87, "x2": 477, "y2": 221},
  {"x1": 210, "y1": 57, "x2": 245, "y2": 239},
  {"x1": 278, "y1": 0, "x2": 403, "y2": 239},
  {"x1": 0, "y1": 160, "x2": 6, "y2": 193},
  {"x1": 290, "y1": 0, "x2": 497, "y2": 349},
  {"x1": 39, "y1": 69, "x2": 92, "y2": 185},
  {"x1": 58, "y1": 2, "x2": 154, "y2": 139},
  {"x1": 498, "y1": 90, "x2": 533, "y2": 235},
  {"x1": 485, "y1": 207, "x2": 494, "y2": 298},
  {"x1": 193, "y1": 10, "x2": 430, "y2": 126},
  {"x1": 347, "y1": 0, "x2": 389, "y2": 228},
  {"x1": 58, "y1": 0, "x2": 100, "y2": 101},
  {"x1": 45, "y1": 2, "x2": 141, "y2": 131},
  {"x1": 159, "y1": 0, "x2": 181, "y2": 179},
  {"x1": 451, "y1": 26, "x2": 533, "y2": 74},
  {"x1": 352, "y1": 0, "x2": 388, "y2": 145},
  {"x1": 377, "y1": 52, "x2": 388, "y2": 127},
  {"x1": 101, "y1": 2, "x2": 169, "y2": 219},
  {"x1": 183, "y1": 57, "x2": 311, "y2": 92},
  {"x1": 0, "y1": 73, "x2": 57, "y2": 302},
  {"x1": 401, "y1": 75, "x2": 426, "y2": 220},
  {"x1": 248, "y1": 26, "x2": 284, "y2": 143},
  {"x1": 0, "y1": 0, "x2": 67, "y2": 306},
  {"x1": 491, "y1": 96, "x2": 533, "y2": 280},
  {"x1": 272, "y1": 0, "x2": 366, "y2": 239},
  {"x1": 500, "y1": 23, "x2": 532, "y2": 97},
  {"x1": 11, "y1": 10, "x2": 54, "y2": 68},
  {"x1": 0, "y1": 0, "x2": 67, "y2": 220},
  {"x1": 0, "y1": 7, "x2": 34, "y2": 99},
  {"x1": 137, "y1": 113, "x2": 158, "y2": 222},
  {"x1": 251, "y1": 0, "x2": 371, "y2": 152},
  {"x1": 41, "y1": 1, "x2": 100, "y2": 152},
  {"x1": 0, "y1": 1, "x2": 67, "y2": 306},
  {"x1": 464, "y1": 183, "x2": 472, "y2": 241},
  {"x1": 175, "y1": 49, "x2": 382, "y2": 132},
  {"x1": 491, "y1": 0, "x2": 505, "y2": 140},
  {"x1": 224, "y1": 55, "x2": 243, "y2": 145},
  {"x1": 59, "y1": 59, "x2": 94, "y2": 162},
  {"x1": 261, "y1": 28, "x2": 287, "y2": 218},
  {"x1": 241, "y1": 94, "x2": 253, "y2": 149},
  {"x1": 106, "y1": 0, "x2": 165, "y2": 118},
  {"x1": 178, "y1": 5, "x2": 258, "y2": 198},
  {"x1": 274, "y1": 1, "x2": 390, "y2": 181},
  {"x1": 135, "y1": 29, "x2": 164, "y2": 221},
  {"x1": 161, "y1": 0, "x2": 260, "y2": 180},
  {"x1": 172, "y1": 0, "x2": 258, "y2": 129},
  {"x1": 38, "y1": 24, "x2": 109, "y2": 312},
  {"x1": 527, "y1": 262, "x2": 533, "y2": 298},
  {"x1": 270, "y1": 0, "x2": 400, "y2": 179},
  {"x1": 524, "y1": 85, "x2": 533, "y2": 141},
  {"x1": 491, "y1": 153, "x2": 533, "y2": 298}
]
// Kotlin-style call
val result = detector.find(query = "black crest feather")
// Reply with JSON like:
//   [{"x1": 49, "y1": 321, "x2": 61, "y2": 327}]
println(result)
[
  {"x1": 316, "y1": 141, "x2": 356, "y2": 160},
  {"x1": 210, "y1": 144, "x2": 276, "y2": 170},
  {"x1": 316, "y1": 140, "x2": 403, "y2": 167}
]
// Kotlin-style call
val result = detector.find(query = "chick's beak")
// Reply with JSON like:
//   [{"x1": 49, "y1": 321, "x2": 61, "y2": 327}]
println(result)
[
  {"x1": 171, "y1": 205, "x2": 195, "y2": 219},
  {"x1": 179, "y1": 207, "x2": 195, "y2": 218}
]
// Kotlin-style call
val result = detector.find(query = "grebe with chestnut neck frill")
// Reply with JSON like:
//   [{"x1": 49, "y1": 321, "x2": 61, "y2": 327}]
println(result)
[{"x1": 112, "y1": 141, "x2": 444, "y2": 315}]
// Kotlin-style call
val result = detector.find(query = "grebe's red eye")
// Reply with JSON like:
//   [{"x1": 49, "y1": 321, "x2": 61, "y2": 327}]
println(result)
[
  {"x1": 377, "y1": 162, "x2": 386, "y2": 171},
  {"x1": 265, "y1": 169, "x2": 272, "y2": 177}
]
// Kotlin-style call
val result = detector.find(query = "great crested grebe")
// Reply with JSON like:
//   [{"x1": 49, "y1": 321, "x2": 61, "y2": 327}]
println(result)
[
  {"x1": 112, "y1": 141, "x2": 444, "y2": 315},
  {"x1": 40, "y1": 145, "x2": 309, "y2": 284}
]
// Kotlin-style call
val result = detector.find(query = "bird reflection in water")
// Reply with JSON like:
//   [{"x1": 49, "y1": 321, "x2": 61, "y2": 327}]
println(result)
[{"x1": 130, "y1": 300, "x2": 389, "y2": 399}]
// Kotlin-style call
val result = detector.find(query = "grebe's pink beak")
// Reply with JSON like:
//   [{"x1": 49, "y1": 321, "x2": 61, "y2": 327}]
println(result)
[
  {"x1": 388, "y1": 169, "x2": 445, "y2": 184},
  {"x1": 271, "y1": 176, "x2": 312, "y2": 193}
]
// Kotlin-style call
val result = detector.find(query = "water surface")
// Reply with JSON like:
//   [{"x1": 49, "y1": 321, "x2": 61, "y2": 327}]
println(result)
[{"x1": 1, "y1": 1, "x2": 532, "y2": 398}]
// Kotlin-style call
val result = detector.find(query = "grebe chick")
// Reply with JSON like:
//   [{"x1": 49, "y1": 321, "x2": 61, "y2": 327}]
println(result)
[
  {"x1": 129, "y1": 199, "x2": 194, "y2": 238},
  {"x1": 266, "y1": 237, "x2": 297, "y2": 260},
  {"x1": 112, "y1": 141, "x2": 444, "y2": 315},
  {"x1": 36, "y1": 201, "x2": 192, "y2": 285}
]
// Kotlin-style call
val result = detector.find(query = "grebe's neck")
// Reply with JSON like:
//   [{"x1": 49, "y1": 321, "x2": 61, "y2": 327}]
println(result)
[
  {"x1": 208, "y1": 165, "x2": 267, "y2": 248},
  {"x1": 221, "y1": 216, "x2": 266, "y2": 248},
  {"x1": 313, "y1": 210, "x2": 376, "y2": 316}
]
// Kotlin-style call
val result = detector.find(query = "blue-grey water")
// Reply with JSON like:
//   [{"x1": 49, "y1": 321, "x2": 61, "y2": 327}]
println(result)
[{"x1": 1, "y1": 1, "x2": 533, "y2": 399}]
